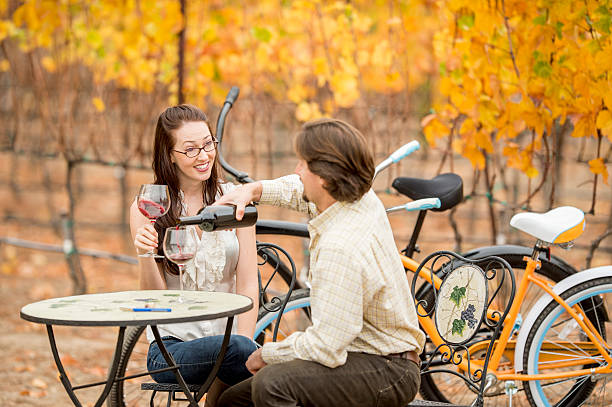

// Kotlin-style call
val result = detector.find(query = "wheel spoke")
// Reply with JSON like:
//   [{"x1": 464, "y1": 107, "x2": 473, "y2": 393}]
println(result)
[{"x1": 524, "y1": 278, "x2": 611, "y2": 407}]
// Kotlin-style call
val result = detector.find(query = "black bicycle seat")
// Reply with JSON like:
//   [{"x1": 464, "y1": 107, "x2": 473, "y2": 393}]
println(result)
[{"x1": 392, "y1": 173, "x2": 463, "y2": 212}]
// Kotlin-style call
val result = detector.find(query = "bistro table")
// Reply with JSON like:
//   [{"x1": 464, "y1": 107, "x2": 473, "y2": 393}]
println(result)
[{"x1": 20, "y1": 290, "x2": 253, "y2": 407}]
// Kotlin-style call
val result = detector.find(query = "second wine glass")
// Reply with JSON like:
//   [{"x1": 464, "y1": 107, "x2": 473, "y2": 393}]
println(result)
[{"x1": 163, "y1": 226, "x2": 198, "y2": 302}]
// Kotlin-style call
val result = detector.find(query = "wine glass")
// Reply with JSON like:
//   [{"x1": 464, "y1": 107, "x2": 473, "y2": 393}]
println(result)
[
  {"x1": 137, "y1": 184, "x2": 170, "y2": 258},
  {"x1": 163, "y1": 226, "x2": 198, "y2": 302}
]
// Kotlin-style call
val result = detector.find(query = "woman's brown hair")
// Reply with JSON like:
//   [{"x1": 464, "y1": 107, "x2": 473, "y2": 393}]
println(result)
[
  {"x1": 294, "y1": 118, "x2": 374, "y2": 202},
  {"x1": 152, "y1": 104, "x2": 222, "y2": 274}
]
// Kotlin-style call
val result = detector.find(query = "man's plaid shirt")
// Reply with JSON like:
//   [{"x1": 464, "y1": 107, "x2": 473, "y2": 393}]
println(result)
[{"x1": 259, "y1": 175, "x2": 425, "y2": 368}]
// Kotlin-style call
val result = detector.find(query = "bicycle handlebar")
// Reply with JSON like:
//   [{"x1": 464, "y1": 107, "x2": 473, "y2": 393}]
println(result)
[
  {"x1": 225, "y1": 86, "x2": 240, "y2": 106},
  {"x1": 373, "y1": 140, "x2": 420, "y2": 180},
  {"x1": 215, "y1": 86, "x2": 255, "y2": 184},
  {"x1": 386, "y1": 198, "x2": 441, "y2": 214}
]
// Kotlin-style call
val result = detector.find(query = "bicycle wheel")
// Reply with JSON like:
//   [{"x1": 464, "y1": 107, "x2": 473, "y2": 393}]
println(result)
[
  {"x1": 418, "y1": 252, "x2": 578, "y2": 406},
  {"x1": 523, "y1": 277, "x2": 611, "y2": 407},
  {"x1": 254, "y1": 288, "x2": 312, "y2": 345}
]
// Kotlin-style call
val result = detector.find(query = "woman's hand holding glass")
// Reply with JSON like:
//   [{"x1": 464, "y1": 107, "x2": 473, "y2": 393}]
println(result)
[
  {"x1": 163, "y1": 226, "x2": 198, "y2": 302},
  {"x1": 133, "y1": 223, "x2": 160, "y2": 257}
]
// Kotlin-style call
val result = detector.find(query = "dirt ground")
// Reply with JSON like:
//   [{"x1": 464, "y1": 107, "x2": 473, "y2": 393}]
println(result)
[{"x1": 0, "y1": 244, "x2": 138, "y2": 406}]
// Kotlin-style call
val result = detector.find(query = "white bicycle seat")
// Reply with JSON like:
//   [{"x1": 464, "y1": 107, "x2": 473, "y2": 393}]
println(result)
[{"x1": 510, "y1": 206, "x2": 585, "y2": 244}]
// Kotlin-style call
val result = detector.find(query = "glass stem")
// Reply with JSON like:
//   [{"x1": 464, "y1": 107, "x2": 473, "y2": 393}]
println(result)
[
  {"x1": 149, "y1": 218, "x2": 157, "y2": 255},
  {"x1": 178, "y1": 264, "x2": 184, "y2": 291}
]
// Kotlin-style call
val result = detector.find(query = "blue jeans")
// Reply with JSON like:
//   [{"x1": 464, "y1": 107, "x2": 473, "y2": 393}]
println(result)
[{"x1": 147, "y1": 335, "x2": 258, "y2": 386}]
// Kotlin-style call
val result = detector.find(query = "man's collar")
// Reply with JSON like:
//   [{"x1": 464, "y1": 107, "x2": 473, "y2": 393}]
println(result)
[{"x1": 308, "y1": 198, "x2": 344, "y2": 236}]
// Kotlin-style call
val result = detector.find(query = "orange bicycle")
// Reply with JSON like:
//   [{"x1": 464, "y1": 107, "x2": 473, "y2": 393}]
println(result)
[{"x1": 410, "y1": 206, "x2": 610, "y2": 407}]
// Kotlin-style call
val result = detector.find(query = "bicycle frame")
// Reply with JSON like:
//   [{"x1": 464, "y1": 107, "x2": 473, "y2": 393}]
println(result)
[{"x1": 404, "y1": 247, "x2": 612, "y2": 383}]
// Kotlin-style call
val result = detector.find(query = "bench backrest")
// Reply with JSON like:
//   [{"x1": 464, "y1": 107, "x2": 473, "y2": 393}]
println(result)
[
  {"x1": 411, "y1": 250, "x2": 516, "y2": 407},
  {"x1": 255, "y1": 242, "x2": 297, "y2": 342}
]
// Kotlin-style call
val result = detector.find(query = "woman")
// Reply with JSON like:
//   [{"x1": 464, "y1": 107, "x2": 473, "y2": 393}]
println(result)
[{"x1": 130, "y1": 104, "x2": 259, "y2": 405}]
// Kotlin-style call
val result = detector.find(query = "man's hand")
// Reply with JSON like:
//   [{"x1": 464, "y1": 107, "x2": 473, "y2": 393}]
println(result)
[
  {"x1": 213, "y1": 182, "x2": 263, "y2": 220},
  {"x1": 245, "y1": 348, "x2": 267, "y2": 374}
]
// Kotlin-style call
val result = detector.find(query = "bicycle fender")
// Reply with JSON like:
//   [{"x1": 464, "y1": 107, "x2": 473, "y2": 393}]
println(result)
[
  {"x1": 513, "y1": 266, "x2": 612, "y2": 374},
  {"x1": 462, "y1": 245, "x2": 577, "y2": 280}
]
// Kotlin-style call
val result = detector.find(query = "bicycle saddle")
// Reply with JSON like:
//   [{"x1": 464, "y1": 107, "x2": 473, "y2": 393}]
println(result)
[
  {"x1": 392, "y1": 173, "x2": 463, "y2": 212},
  {"x1": 510, "y1": 206, "x2": 585, "y2": 244}
]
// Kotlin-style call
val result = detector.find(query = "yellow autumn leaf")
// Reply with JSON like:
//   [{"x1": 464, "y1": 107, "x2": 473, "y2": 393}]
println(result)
[
  {"x1": 572, "y1": 115, "x2": 596, "y2": 138},
  {"x1": 371, "y1": 41, "x2": 392, "y2": 69},
  {"x1": 295, "y1": 101, "x2": 322, "y2": 122},
  {"x1": 287, "y1": 84, "x2": 309, "y2": 104},
  {"x1": 356, "y1": 49, "x2": 369, "y2": 66},
  {"x1": 322, "y1": 99, "x2": 334, "y2": 115},
  {"x1": 475, "y1": 130, "x2": 494, "y2": 153},
  {"x1": 573, "y1": 73, "x2": 591, "y2": 99},
  {"x1": 197, "y1": 59, "x2": 215, "y2": 79},
  {"x1": 463, "y1": 144, "x2": 485, "y2": 170},
  {"x1": 0, "y1": 59, "x2": 9, "y2": 72},
  {"x1": 0, "y1": 20, "x2": 11, "y2": 41},
  {"x1": 41, "y1": 56, "x2": 55, "y2": 72},
  {"x1": 525, "y1": 165, "x2": 539, "y2": 179},
  {"x1": 330, "y1": 72, "x2": 359, "y2": 108},
  {"x1": 92, "y1": 97, "x2": 105, "y2": 112},
  {"x1": 450, "y1": 91, "x2": 476, "y2": 114},
  {"x1": 385, "y1": 71, "x2": 404, "y2": 92},
  {"x1": 312, "y1": 57, "x2": 328, "y2": 77},
  {"x1": 603, "y1": 92, "x2": 612, "y2": 113},
  {"x1": 423, "y1": 117, "x2": 449, "y2": 148},
  {"x1": 589, "y1": 158, "x2": 609, "y2": 185},
  {"x1": 594, "y1": 48, "x2": 612, "y2": 76},
  {"x1": 596, "y1": 110, "x2": 612, "y2": 140},
  {"x1": 439, "y1": 77, "x2": 454, "y2": 96}
]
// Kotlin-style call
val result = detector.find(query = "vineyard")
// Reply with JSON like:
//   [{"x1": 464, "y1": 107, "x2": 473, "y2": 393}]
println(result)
[{"x1": 1, "y1": 1, "x2": 612, "y2": 405}]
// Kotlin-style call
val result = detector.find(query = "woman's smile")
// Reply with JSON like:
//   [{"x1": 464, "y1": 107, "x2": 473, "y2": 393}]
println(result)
[{"x1": 194, "y1": 162, "x2": 210, "y2": 173}]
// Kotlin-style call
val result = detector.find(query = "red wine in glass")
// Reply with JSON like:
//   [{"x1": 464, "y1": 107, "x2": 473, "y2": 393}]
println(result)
[
  {"x1": 163, "y1": 227, "x2": 198, "y2": 302},
  {"x1": 138, "y1": 199, "x2": 167, "y2": 220},
  {"x1": 166, "y1": 253, "x2": 195, "y2": 265},
  {"x1": 137, "y1": 184, "x2": 170, "y2": 258}
]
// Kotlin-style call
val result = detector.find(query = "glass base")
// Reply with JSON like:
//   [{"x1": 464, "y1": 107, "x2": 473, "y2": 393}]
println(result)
[{"x1": 138, "y1": 252, "x2": 165, "y2": 258}]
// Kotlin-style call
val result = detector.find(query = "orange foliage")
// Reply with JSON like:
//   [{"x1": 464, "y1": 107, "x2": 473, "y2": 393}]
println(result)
[
  {"x1": 2, "y1": 0, "x2": 610, "y2": 182},
  {"x1": 426, "y1": 0, "x2": 611, "y2": 180}
]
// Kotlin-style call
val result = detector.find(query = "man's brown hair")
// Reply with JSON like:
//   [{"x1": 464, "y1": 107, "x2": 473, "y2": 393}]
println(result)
[{"x1": 295, "y1": 118, "x2": 375, "y2": 202}]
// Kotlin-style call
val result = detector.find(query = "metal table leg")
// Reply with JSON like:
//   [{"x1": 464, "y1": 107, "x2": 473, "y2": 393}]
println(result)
[
  {"x1": 195, "y1": 316, "x2": 234, "y2": 402},
  {"x1": 46, "y1": 324, "x2": 126, "y2": 407},
  {"x1": 149, "y1": 316, "x2": 235, "y2": 405},
  {"x1": 150, "y1": 325, "x2": 199, "y2": 407}
]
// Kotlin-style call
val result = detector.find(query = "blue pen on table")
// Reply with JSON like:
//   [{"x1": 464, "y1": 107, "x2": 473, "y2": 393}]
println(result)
[{"x1": 120, "y1": 307, "x2": 172, "y2": 312}]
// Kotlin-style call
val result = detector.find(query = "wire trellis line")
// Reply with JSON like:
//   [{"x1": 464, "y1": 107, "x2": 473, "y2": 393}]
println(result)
[{"x1": 0, "y1": 237, "x2": 137, "y2": 265}]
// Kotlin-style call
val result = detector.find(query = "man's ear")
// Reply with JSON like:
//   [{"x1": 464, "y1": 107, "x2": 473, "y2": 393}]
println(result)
[{"x1": 317, "y1": 174, "x2": 327, "y2": 188}]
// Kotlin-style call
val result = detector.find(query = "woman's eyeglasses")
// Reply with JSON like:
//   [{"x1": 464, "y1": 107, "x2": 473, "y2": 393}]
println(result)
[{"x1": 173, "y1": 139, "x2": 218, "y2": 158}]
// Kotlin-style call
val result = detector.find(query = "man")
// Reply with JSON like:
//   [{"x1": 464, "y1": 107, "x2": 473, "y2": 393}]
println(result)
[{"x1": 215, "y1": 118, "x2": 425, "y2": 407}]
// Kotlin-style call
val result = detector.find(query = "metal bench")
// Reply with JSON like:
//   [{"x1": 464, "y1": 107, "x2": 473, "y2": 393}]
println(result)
[{"x1": 408, "y1": 250, "x2": 516, "y2": 407}]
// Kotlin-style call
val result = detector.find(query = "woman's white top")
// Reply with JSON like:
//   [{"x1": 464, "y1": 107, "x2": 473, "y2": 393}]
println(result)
[{"x1": 146, "y1": 183, "x2": 241, "y2": 343}]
